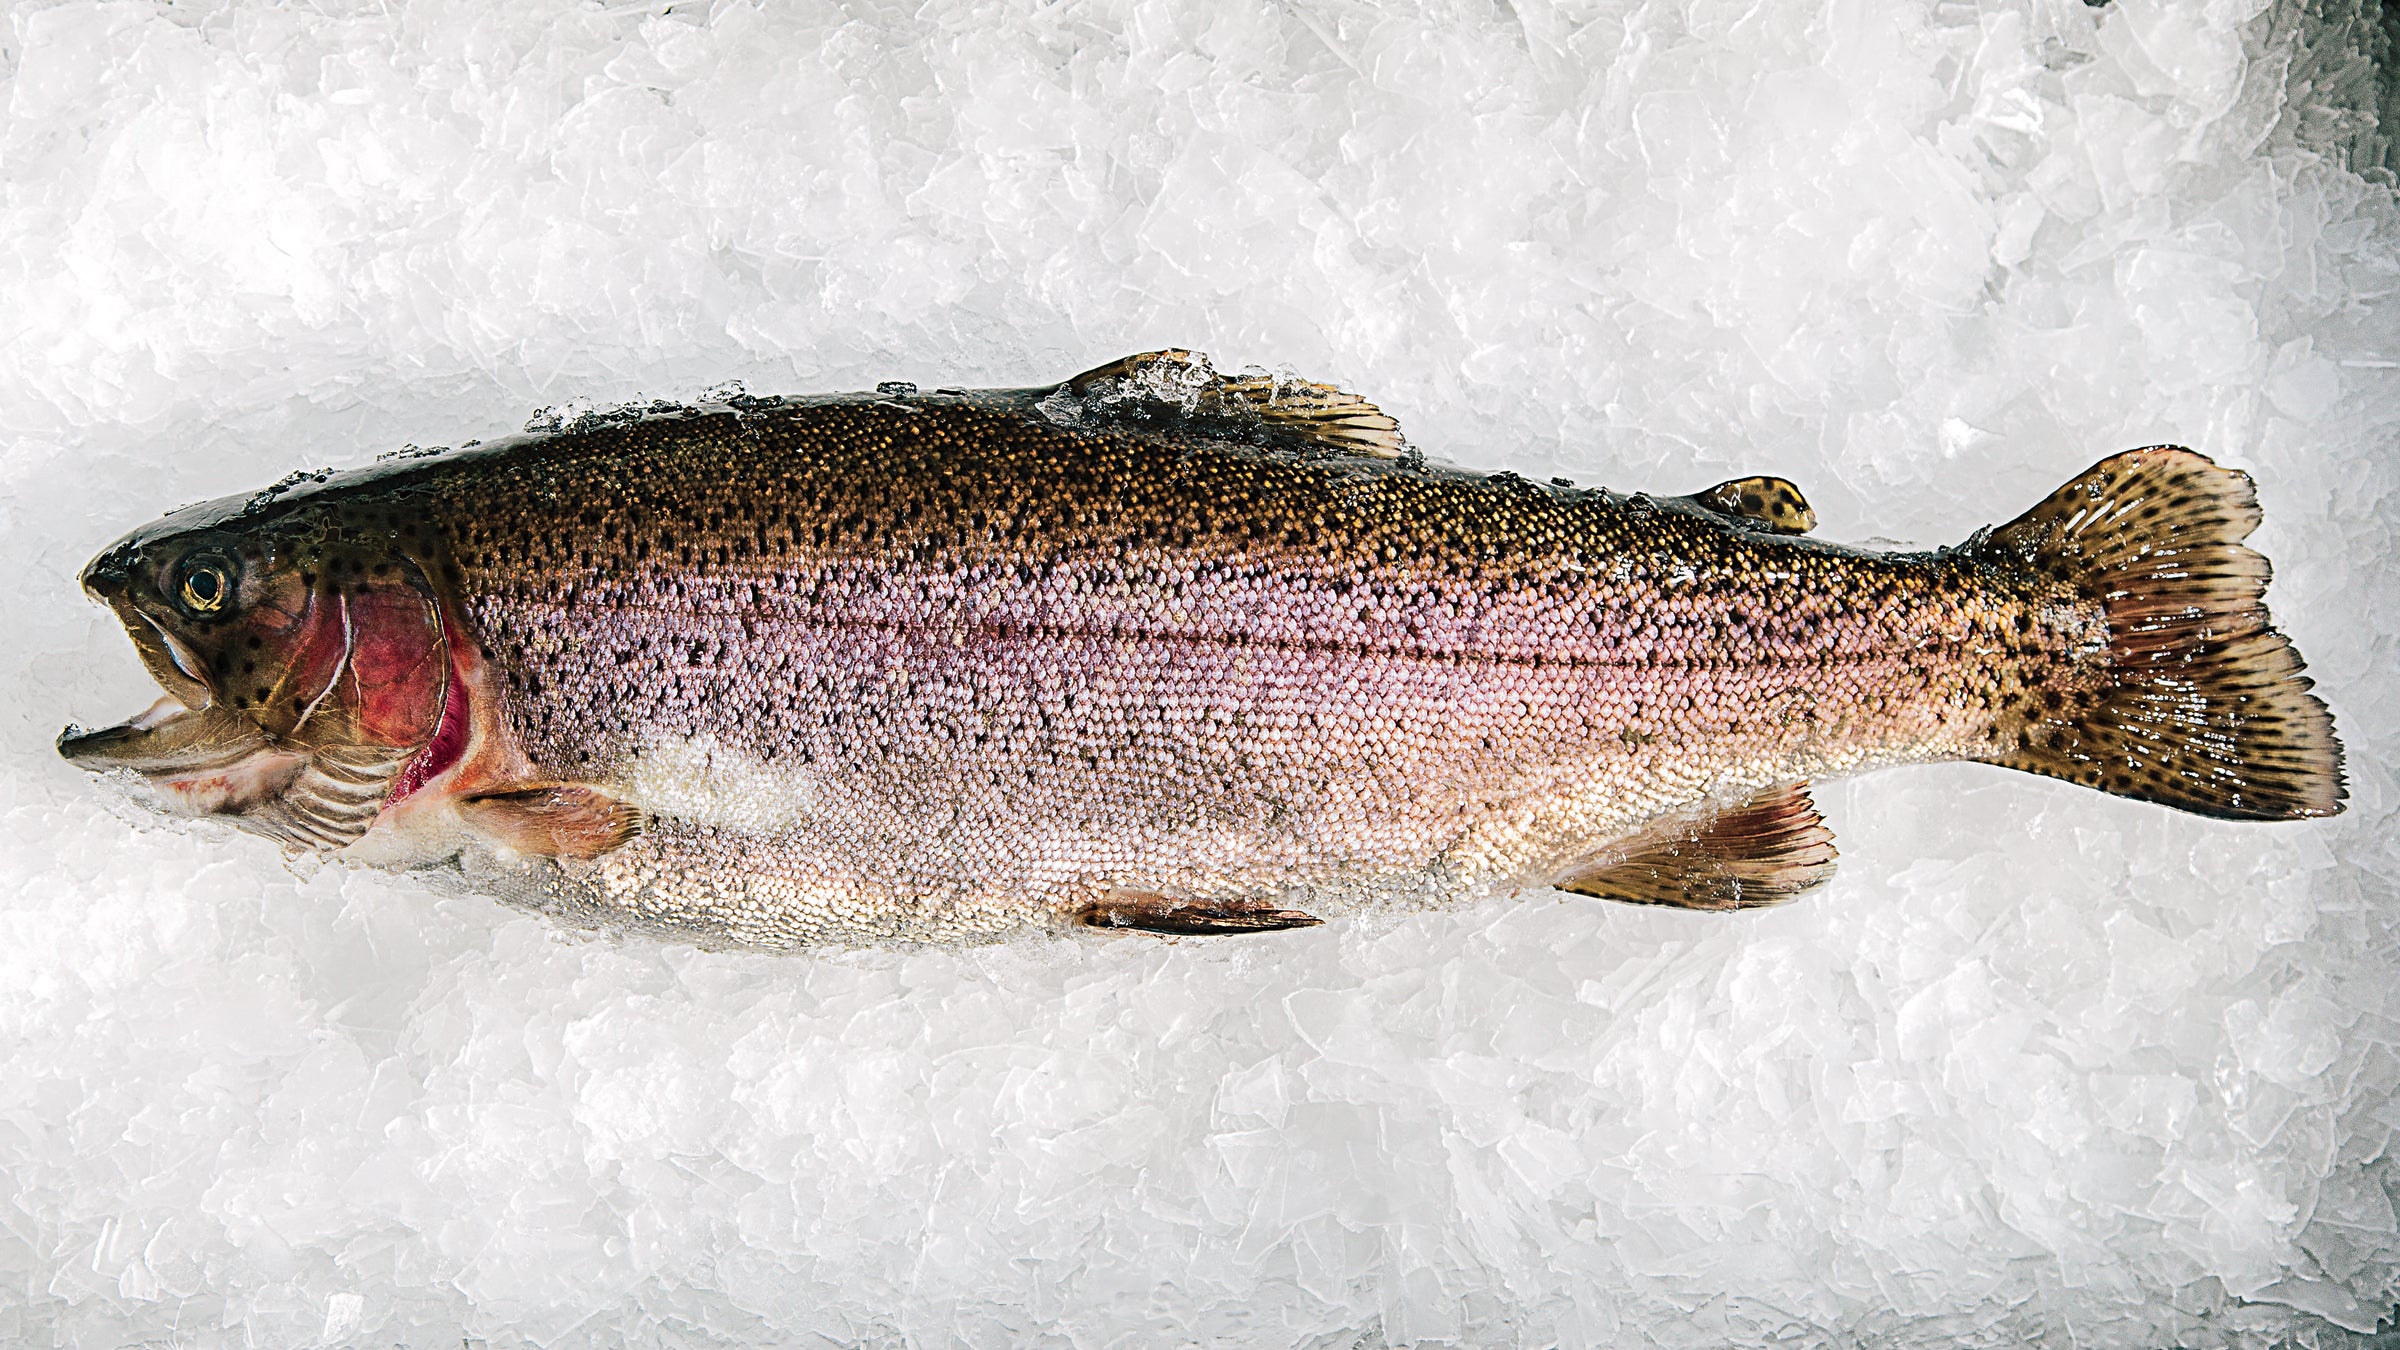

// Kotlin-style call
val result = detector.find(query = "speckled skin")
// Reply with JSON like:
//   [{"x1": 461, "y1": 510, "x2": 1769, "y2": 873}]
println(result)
[{"x1": 349, "y1": 388, "x2": 2094, "y2": 946}]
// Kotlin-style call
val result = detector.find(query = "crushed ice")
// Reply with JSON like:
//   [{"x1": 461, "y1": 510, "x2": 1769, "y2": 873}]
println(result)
[{"x1": 0, "y1": 0, "x2": 2395, "y2": 1345}]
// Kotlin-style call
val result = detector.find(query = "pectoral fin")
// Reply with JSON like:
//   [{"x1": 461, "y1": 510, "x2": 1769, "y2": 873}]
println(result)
[
  {"x1": 1688, "y1": 476, "x2": 1817, "y2": 534},
  {"x1": 1077, "y1": 891, "x2": 1324, "y2": 936},
  {"x1": 459, "y1": 784, "x2": 643, "y2": 859},
  {"x1": 1557, "y1": 782, "x2": 1836, "y2": 910}
]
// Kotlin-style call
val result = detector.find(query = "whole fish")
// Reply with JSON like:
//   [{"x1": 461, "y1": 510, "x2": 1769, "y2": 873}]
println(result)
[{"x1": 58, "y1": 352, "x2": 2344, "y2": 946}]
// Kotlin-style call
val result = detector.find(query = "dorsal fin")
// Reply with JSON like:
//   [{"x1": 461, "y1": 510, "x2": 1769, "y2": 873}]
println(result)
[
  {"x1": 1057, "y1": 350, "x2": 1406, "y2": 460},
  {"x1": 1688, "y1": 476, "x2": 1817, "y2": 534},
  {"x1": 1555, "y1": 782, "x2": 1837, "y2": 910},
  {"x1": 1062, "y1": 349, "x2": 1210, "y2": 398}
]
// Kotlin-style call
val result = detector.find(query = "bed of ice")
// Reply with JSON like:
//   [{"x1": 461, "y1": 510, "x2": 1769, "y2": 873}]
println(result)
[{"x1": 2, "y1": 0, "x2": 2396, "y2": 1345}]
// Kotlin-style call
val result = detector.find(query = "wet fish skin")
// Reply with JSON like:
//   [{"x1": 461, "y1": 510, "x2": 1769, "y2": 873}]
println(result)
[
  {"x1": 59, "y1": 354, "x2": 2344, "y2": 947},
  {"x1": 434, "y1": 394, "x2": 2051, "y2": 943}
]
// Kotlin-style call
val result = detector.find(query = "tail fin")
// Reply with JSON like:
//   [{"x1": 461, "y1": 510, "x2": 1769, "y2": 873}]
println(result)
[{"x1": 1969, "y1": 446, "x2": 2344, "y2": 821}]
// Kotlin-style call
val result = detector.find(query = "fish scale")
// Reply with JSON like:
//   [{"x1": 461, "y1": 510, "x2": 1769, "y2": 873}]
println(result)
[
  {"x1": 58, "y1": 353, "x2": 2343, "y2": 948},
  {"x1": 424, "y1": 393, "x2": 2054, "y2": 944}
]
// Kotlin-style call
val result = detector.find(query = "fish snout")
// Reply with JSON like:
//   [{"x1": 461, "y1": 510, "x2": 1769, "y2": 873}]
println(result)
[{"x1": 78, "y1": 546, "x2": 138, "y2": 605}]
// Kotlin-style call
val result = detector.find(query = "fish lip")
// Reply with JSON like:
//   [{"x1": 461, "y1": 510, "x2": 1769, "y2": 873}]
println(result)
[{"x1": 137, "y1": 610, "x2": 214, "y2": 695}]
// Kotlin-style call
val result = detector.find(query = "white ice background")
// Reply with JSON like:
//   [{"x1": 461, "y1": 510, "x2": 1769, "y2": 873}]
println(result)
[{"x1": 2, "y1": 0, "x2": 2397, "y2": 1345}]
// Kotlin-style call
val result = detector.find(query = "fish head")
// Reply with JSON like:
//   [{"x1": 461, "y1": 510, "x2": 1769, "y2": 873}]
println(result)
[{"x1": 58, "y1": 489, "x2": 455, "y2": 852}]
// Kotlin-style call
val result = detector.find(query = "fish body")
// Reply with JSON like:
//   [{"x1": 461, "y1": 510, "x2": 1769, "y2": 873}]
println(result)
[{"x1": 60, "y1": 353, "x2": 2345, "y2": 947}]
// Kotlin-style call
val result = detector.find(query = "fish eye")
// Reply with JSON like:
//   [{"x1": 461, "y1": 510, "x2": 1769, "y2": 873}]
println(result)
[{"x1": 174, "y1": 553, "x2": 236, "y2": 618}]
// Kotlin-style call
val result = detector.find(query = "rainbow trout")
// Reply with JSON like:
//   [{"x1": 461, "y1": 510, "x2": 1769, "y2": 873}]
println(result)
[{"x1": 58, "y1": 352, "x2": 2344, "y2": 946}]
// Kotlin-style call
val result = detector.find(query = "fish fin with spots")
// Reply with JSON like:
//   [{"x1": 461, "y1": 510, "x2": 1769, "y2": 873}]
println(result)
[
  {"x1": 1057, "y1": 350, "x2": 1407, "y2": 460},
  {"x1": 1076, "y1": 891, "x2": 1325, "y2": 936},
  {"x1": 459, "y1": 783, "x2": 645, "y2": 859},
  {"x1": 1968, "y1": 446, "x2": 2344, "y2": 821},
  {"x1": 1687, "y1": 475, "x2": 1817, "y2": 534},
  {"x1": 1555, "y1": 782, "x2": 1837, "y2": 910}
]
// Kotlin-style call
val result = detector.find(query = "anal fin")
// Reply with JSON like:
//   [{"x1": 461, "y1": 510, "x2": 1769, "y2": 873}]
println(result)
[
  {"x1": 1557, "y1": 782, "x2": 1837, "y2": 911},
  {"x1": 459, "y1": 783, "x2": 644, "y2": 860},
  {"x1": 1077, "y1": 891, "x2": 1324, "y2": 936}
]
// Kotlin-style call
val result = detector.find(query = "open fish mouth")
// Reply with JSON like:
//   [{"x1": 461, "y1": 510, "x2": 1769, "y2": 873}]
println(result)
[
  {"x1": 58, "y1": 697, "x2": 410, "y2": 852},
  {"x1": 59, "y1": 695, "x2": 286, "y2": 783},
  {"x1": 58, "y1": 562, "x2": 416, "y2": 852}
]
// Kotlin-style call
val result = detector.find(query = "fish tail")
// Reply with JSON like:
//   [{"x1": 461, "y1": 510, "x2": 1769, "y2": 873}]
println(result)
[{"x1": 1967, "y1": 446, "x2": 2344, "y2": 820}]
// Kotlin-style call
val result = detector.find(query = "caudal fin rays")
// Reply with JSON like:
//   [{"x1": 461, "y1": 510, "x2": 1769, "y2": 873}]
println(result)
[{"x1": 1969, "y1": 446, "x2": 2344, "y2": 821}]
